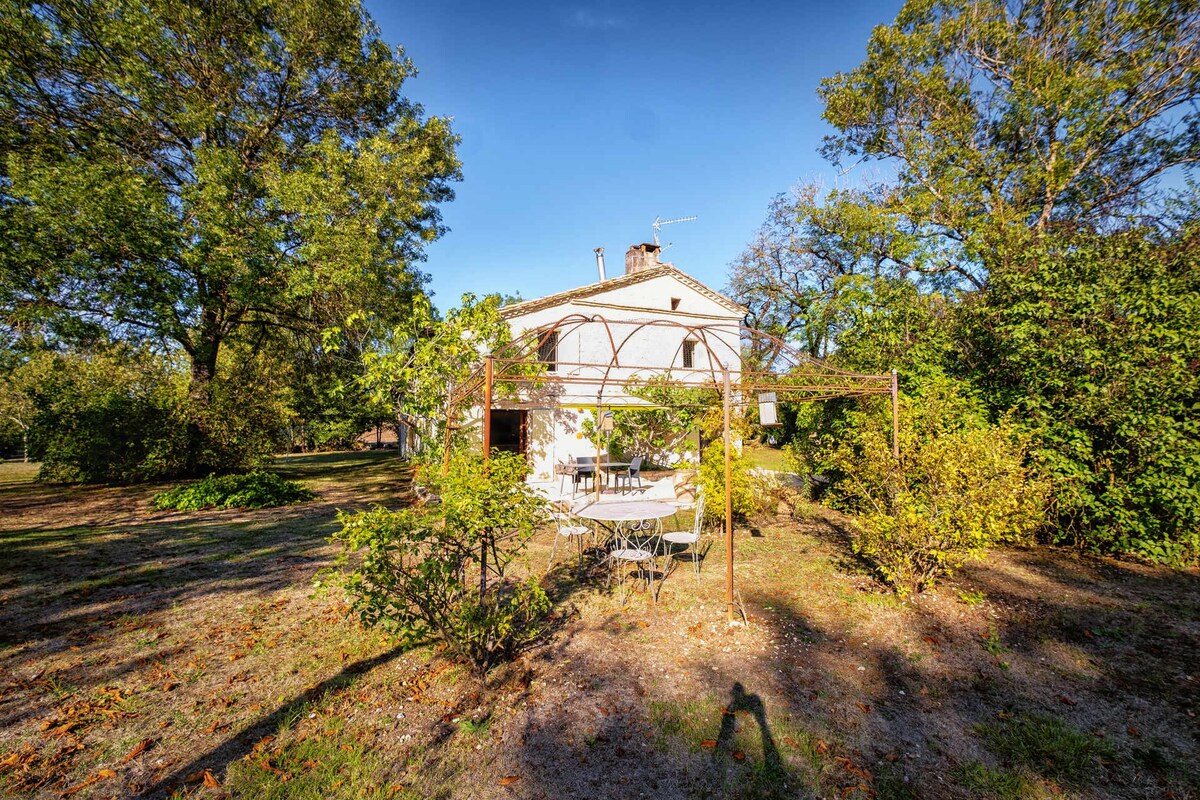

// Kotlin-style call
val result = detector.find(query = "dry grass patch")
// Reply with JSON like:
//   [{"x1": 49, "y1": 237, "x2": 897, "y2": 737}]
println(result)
[{"x1": 0, "y1": 457, "x2": 1197, "y2": 799}]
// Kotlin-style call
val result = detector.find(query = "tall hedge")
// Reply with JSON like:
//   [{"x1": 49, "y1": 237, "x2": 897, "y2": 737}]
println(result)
[
  {"x1": 23, "y1": 348, "x2": 190, "y2": 483},
  {"x1": 965, "y1": 230, "x2": 1200, "y2": 565}
]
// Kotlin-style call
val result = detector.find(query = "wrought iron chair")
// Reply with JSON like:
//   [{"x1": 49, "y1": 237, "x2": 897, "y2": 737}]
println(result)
[
  {"x1": 546, "y1": 507, "x2": 592, "y2": 570},
  {"x1": 606, "y1": 517, "x2": 659, "y2": 603},
  {"x1": 662, "y1": 489, "x2": 705, "y2": 580}
]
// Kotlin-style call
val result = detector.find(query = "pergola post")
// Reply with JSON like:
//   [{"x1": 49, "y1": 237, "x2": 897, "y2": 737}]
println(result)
[
  {"x1": 442, "y1": 382, "x2": 453, "y2": 477},
  {"x1": 483, "y1": 356, "x2": 494, "y2": 465},
  {"x1": 723, "y1": 363, "x2": 734, "y2": 624},
  {"x1": 594, "y1": 392, "x2": 603, "y2": 503}
]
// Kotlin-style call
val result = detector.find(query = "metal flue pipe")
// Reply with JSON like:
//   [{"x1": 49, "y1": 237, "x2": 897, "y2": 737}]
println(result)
[{"x1": 594, "y1": 247, "x2": 606, "y2": 281}]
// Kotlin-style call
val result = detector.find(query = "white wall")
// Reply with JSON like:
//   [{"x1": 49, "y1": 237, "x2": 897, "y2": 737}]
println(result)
[
  {"x1": 504, "y1": 273, "x2": 743, "y2": 409},
  {"x1": 497, "y1": 270, "x2": 743, "y2": 480}
]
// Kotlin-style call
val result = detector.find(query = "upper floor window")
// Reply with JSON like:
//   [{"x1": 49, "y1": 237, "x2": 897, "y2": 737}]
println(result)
[
  {"x1": 682, "y1": 339, "x2": 697, "y2": 369},
  {"x1": 538, "y1": 330, "x2": 559, "y2": 372},
  {"x1": 670, "y1": 297, "x2": 681, "y2": 311}
]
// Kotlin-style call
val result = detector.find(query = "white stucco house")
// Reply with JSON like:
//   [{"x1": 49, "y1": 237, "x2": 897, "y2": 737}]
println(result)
[{"x1": 492, "y1": 243, "x2": 746, "y2": 481}]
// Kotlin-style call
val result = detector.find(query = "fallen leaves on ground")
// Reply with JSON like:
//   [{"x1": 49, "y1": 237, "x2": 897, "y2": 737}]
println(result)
[
  {"x1": 61, "y1": 767, "x2": 117, "y2": 796},
  {"x1": 120, "y1": 738, "x2": 154, "y2": 763},
  {"x1": 39, "y1": 686, "x2": 138, "y2": 737}
]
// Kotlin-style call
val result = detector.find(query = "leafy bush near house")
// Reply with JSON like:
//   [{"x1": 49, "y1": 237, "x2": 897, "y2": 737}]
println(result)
[
  {"x1": 328, "y1": 451, "x2": 550, "y2": 677},
  {"x1": 698, "y1": 440, "x2": 764, "y2": 525},
  {"x1": 831, "y1": 379, "x2": 1047, "y2": 595},
  {"x1": 965, "y1": 231, "x2": 1200, "y2": 566},
  {"x1": 152, "y1": 471, "x2": 314, "y2": 511}
]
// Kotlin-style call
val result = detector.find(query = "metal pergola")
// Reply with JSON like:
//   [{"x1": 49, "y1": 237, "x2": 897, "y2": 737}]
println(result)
[{"x1": 445, "y1": 315, "x2": 899, "y2": 623}]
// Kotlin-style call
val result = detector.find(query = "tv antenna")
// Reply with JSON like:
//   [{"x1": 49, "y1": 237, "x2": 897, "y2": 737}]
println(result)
[{"x1": 652, "y1": 215, "x2": 697, "y2": 247}]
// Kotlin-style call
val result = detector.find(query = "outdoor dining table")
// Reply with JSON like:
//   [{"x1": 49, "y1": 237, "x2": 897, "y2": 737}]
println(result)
[
  {"x1": 572, "y1": 499, "x2": 678, "y2": 598},
  {"x1": 572, "y1": 499, "x2": 676, "y2": 526},
  {"x1": 557, "y1": 461, "x2": 631, "y2": 496}
]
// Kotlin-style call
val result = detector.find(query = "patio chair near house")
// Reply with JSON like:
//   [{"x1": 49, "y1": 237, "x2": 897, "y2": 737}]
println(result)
[
  {"x1": 575, "y1": 455, "x2": 596, "y2": 494},
  {"x1": 610, "y1": 455, "x2": 644, "y2": 494},
  {"x1": 556, "y1": 458, "x2": 574, "y2": 496},
  {"x1": 662, "y1": 489, "x2": 705, "y2": 580}
]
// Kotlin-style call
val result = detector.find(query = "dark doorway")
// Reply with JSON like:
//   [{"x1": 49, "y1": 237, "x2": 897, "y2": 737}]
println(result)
[{"x1": 489, "y1": 410, "x2": 527, "y2": 455}]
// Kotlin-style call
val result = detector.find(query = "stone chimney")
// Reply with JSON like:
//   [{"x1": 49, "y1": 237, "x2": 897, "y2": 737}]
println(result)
[{"x1": 625, "y1": 243, "x2": 661, "y2": 274}]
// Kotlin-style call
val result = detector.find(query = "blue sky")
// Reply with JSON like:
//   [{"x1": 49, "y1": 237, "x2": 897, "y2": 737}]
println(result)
[{"x1": 363, "y1": 0, "x2": 903, "y2": 311}]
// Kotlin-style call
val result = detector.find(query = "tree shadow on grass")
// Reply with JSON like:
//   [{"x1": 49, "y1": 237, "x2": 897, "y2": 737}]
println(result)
[
  {"x1": 134, "y1": 643, "x2": 411, "y2": 799},
  {"x1": 490, "y1": 612, "x2": 818, "y2": 800},
  {"x1": 0, "y1": 453, "x2": 414, "y2": 653},
  {"x1": 0, "y1": 515, "x2": 335, "y2": 653},
  {"x1": 730, "y1": 566, "x2": 1200, "y2": 798},
  {"x1": 517, "y1": 521, "x2": 1200, "y2": 799}
]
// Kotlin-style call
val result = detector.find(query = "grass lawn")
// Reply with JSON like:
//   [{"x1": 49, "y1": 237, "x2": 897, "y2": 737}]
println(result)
[
  {"x1": 0, "y1": 459, "x2": 40, "y2": 489},
  {"x1": 1, "y1": 452, "x2": 1198, "y2": 799},
  {"x1": 744, "y1": 443, "x2": 790, "y2": 472}
]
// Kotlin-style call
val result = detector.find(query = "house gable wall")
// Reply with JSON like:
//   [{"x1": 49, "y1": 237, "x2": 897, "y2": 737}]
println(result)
[{"x1": 499, "y1": 270, "x2": 742, "y2": 480}]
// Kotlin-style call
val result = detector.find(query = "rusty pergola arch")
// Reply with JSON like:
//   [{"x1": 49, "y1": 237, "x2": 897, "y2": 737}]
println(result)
[{"x1": 445, "y1": 315, "x2": 899, "y2": 623}]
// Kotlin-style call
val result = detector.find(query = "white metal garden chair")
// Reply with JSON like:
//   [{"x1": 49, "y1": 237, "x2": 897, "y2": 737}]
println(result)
[
  {"x1": 546, "y1": 507, "x2": 592, "y2": 570},
  {"x1": 606, "y1": 517, "x2": 660, "y2": 603},
  {"x1": 662, "y1": 489, "x2": 705, "y2": 581}
]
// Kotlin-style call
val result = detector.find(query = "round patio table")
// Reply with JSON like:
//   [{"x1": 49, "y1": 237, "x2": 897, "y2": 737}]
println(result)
[
  {"x1": 573, "y1": 500, "x2": 677, "y2": 601},
  {"x1": 572, "y1": 499, "x2": 676, "y2": 524}
]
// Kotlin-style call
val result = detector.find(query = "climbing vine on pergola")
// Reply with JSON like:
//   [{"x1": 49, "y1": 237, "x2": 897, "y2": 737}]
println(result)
[{"x1": 445, "y1": 315, "x2": 898, "y2": 623}]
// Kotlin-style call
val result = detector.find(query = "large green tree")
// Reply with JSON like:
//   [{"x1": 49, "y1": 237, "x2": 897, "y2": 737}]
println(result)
[
  {"x1": 0, "y1": 0, "x2": 460, "y2": 471},
  {"x1": 819, "y1": 0, "x2": 1200, "y2": 284},
  {"x1": 727, "y1": 181, "x2": 931, "y2": 361},
  {"x1": 731, "y1": 0, "x2": 1200, "y2": 566}
]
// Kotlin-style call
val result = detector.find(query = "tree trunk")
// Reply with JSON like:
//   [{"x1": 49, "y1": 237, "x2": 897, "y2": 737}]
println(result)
[
  {"x1": 479, "y1": 538, "x2": 488, "y2": 599},
  {"x1": 185, "y1": 334, "x2": 220, "y2": 475}
]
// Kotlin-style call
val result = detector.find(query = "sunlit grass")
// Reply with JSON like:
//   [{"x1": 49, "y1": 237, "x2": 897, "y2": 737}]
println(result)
[
  {"x1": 744, "y1": 443, "x2": 790, "y2": 472},
  {"x1": 976, "y1": 712, "x2": 1114, "y2": 785},
  {"x1": 0, "y1": 459, "x2": 39, "y2": 488}
]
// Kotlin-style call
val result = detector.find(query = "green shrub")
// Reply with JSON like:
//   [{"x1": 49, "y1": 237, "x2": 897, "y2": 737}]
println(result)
[
  {"x1": 328, "y1": 450, "x2": 550, "y2": 677},
  {"x1": 966, "y1": 231, "x2": 1200, "y2": 566},
  {"x1": 152, "y1": 470, "x2": 314, "y2": 511},
  {"x1": 20, "y1": 347, "x2": 191, "y2": 484},
  {"x1": 10, "y1": 344, "x2": 290, "y2": 483},
  {"x1": 698, "y1": 440, "x2": 762, "y2": 525},
  {"x1": 832, "y1": 379, "x2": 1047, "y2": 595}
]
